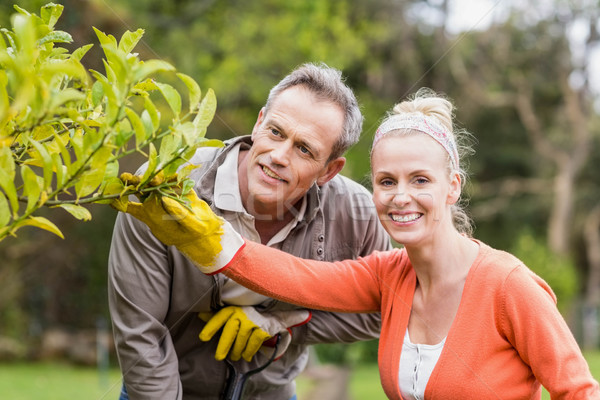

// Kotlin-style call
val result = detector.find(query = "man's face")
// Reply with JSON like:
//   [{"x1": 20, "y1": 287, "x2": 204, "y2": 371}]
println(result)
[{"x1": 241, "y1": 86, "x2": 346, "y2": 219}]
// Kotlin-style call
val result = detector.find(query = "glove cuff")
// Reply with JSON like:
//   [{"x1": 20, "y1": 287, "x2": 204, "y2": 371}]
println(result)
[{"x1": 189, "y1": 221, "x2": 246, "y2": 275}]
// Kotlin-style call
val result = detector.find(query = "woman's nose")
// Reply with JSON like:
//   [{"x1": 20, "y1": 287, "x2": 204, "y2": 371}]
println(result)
[{"x1": 391, "y1": 190, "x2": 411, "y2": 206}]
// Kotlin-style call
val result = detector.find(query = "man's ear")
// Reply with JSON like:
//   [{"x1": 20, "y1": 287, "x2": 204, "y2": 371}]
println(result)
[
  {"x1": 316, "y1": 157, "x2": 346, "y2": 186},
  {"x1": 250, "y1": 107, "x2": 266, "y2": 141}
]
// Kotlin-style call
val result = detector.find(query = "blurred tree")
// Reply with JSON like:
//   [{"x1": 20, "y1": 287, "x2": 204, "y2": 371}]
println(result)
[{"x1": 441, "y1": 0, "x2": 600, "y2": 348}]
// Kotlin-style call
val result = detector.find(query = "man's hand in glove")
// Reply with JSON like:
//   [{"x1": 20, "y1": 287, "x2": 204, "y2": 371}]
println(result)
[
  {"x1": 111, "y1": 173, "x2": 245, "y2": 273},
  {"x1": 198, "y1": 306, "x2": 311, "y2": 362}
]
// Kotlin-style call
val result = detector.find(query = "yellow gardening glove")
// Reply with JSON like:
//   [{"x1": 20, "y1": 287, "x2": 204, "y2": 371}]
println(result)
[
  {"x1": 199, "y1": 306, "x2": 311, "y2": 362},
  {"x1": 112, "y1": 174, "x2": 245, "y2": 273}
]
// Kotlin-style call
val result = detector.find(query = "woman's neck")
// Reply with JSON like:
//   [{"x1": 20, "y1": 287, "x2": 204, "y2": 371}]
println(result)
[{"x1": 405, "y1": 230, "x2": 478, "y2": 295}]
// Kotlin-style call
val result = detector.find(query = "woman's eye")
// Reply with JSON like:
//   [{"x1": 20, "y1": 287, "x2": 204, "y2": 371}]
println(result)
[
  {"x1": 415, "y1": 177, "x2": 429, "y2": 184},
  {"x1": 380, "y1": 179, "x2": 394, "y2": 187}
]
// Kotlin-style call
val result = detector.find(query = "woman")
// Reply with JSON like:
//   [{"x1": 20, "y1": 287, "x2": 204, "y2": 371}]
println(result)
[{"x1": 119, "y1": 89, "x2": 599, "y2": 399}]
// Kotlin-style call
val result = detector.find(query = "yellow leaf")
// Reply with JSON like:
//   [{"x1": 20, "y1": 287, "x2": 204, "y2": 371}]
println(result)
[
  {"x1": 18, "y1": 216, "x2": 64, "y2": 239},
  {"x1": 55, "y1": 204, "x2": 92, "y2": 221}
]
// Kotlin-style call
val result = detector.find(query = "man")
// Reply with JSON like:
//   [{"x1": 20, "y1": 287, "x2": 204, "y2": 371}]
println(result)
[{"x1": 108, "y1": 63, "x2": 391, "y2": 399}]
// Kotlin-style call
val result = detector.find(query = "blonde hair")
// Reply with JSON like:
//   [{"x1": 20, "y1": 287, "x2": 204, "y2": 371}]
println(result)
[{"x1": 372, "y1": 88, "x2": 474, "y2": 236}]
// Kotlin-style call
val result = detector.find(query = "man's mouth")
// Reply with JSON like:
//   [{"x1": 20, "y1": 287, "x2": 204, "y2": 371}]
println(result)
[{"x1": 262, "y1": 165, "x2": 286, "y2": 182}]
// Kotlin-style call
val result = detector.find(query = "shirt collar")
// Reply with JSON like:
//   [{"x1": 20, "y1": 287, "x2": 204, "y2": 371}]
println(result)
[{"x1": 213, "y1": 142, "x2": 245, "y2": 212}]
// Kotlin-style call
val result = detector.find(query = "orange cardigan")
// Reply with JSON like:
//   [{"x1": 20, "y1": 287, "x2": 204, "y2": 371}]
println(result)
[{"x1": 222, "y1": 240, "x2": 599, "y2": 399}]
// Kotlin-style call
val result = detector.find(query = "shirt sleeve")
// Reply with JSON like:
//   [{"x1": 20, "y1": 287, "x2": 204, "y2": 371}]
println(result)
[
  {"x1": 108, "y1": 212, "x2": 182, "y2": 400},
  {"x1": 500, "y1": 266, "x2": 600, "y2": 398}
]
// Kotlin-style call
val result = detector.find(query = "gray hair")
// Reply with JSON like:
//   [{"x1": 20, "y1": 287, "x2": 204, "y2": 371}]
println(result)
[{"x1": 265, "y1": 62, "x2": 363, "y2": 160}]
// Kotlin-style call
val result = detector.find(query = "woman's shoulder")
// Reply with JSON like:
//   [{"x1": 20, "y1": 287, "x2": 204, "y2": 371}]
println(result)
[{"x1": 471, "y1": 240, "x2": 555, "y2": 300}]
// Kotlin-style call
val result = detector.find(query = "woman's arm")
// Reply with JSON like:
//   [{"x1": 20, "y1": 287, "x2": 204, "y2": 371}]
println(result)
[{"x1": 221, "y1": 241, "x2": 386, "y2": 313}]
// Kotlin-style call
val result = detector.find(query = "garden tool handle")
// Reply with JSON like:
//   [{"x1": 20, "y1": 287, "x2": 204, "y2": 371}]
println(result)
[{"x1": 222, "y1": 335, "x2": 281, "y2": 400}]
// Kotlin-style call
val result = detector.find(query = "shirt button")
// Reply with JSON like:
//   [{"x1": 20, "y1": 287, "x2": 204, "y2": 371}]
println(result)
[
  {"x1": 318, "y1": 234, "x2": 324, "y2": 242},
  {"x1": 317, "y1": 247, "x2": 324, "y2": 255}
]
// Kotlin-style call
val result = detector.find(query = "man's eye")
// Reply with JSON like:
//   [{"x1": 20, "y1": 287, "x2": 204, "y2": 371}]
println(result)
[
  {"x1": 270, "y1": 129, "x2": 281, "y2": 136},
  {"x1": 299, "y1": 145, "x2": 311, "y2": 155}
]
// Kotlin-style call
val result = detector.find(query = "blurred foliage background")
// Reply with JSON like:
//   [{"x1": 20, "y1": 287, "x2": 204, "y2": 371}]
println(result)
[{"x1": 0, "y1": 0, "x2": 599, "y2": 367}]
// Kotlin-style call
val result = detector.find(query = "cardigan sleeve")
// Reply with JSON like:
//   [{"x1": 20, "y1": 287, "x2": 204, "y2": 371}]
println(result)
[
  {"x1": 500, "y1": 265, "x2": 600, "y2": 398},
  {"x1": 223, "y1": 241, "x2": 393, "y2": 313}
]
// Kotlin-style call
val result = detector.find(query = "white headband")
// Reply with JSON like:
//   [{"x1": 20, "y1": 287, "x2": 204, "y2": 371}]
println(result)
[{"x1": 373, "y1": 112, "x2": 459, "y2": 169}]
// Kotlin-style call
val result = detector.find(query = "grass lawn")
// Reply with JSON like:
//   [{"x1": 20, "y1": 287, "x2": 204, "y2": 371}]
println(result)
[
  {"x1": 1, "y1": 351, "x2": 598, "y2": 399},
  {"x1": 347, "y1": 350, "x2": 600, "y2": 400},
  {"x1": 0, "y1": 362, "x2": 123, "y2": 400}
]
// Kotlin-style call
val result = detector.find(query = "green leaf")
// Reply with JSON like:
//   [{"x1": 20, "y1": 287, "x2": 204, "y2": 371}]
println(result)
[
  {"x1": 71, "y1": 43, "x2": 93, "y2": 61},
  {"x1": 49, "y1": 88, "x2": 86, "y2": 109},
  {"x1": 51, "y1": 153, "x2": 66, "y2": 188},
  {"x1": 155, "y1": 82, "x2": 182, "y2": 117},
  {"x1": 75, "y1": 166, "x2": 104, "y2": 199},
  {"x1": 55, "y1": 203, "x2": 92, "y2": 221},
  {"x1": 40, "y1": 3, "x2": 64, "y2": 29},
  {"x1": 18, "y1": 216, "x2": 64, "y2": 239},
  {"x1": 0, "y1": 70, "x2": 9, "y2": 123},
  {"x1": 40, "y1": 59, "x2": 88, "y2": 82},
  {"x1": 93, "y1": 27, "x2": 117, "y2": 51},
  {"x1": 177, "y1": 121, "x2": 197, "y2": 146},
  {"x1": 193, "y1": 88, "x2": 216, "y2": 135},
  {"x1": 38, "y1": 30, "x2": 73, "y2": 46},
  {"x1": 0, "y1": 191, "x2": 9, "y2": 228},
  {"x1": 118, "y1": 29, "x2": 144, "y2": 54},
  {"x1": 125, "y1": 107, "x2": 147, "y2": 146},
  {"x1": 91, "y1": 80, "x2": 104, "y2": 107},
  {"x1": 177, "y1": 72, "x2": 201, "y2": 113},
  {"x1": 133, "y1": 60, "x2": 175, "y2": 82},
  {"x1": 178, "y1": 164, "x2": 200, "y2": 181},
  {"x1": 159, "y1": 130, "x2": 182, "y2": 164},
  {"x1": 141, "y1": 143, "x2": 158, "y2": 183},
  {"x1": 53, "y1": 131, "x2": 71, "y2": 172},
  {"x1": 0, "y1": 146, "x2": 18, "y2": 215},
  {"x1": 13, "y1": 5, "x2": 31, "y2": 16},
  {"x1": 140, "y1": 110, "x2": 155, "y2": 141},
  {"x1": 180, "y1": 178, "x2": 195, "y2": 195},
  {"x1": 21, "y1": 165, "x2": 43, "y2": 213},
  {"x1": 70, "y1": 129, "x2": 85, "y2": 163},
  {"x1": 144, "y1": 97, "x2": 160, "y2": 130},
  {"x1": 29, "y1": 140, "x2": 53, "y2": 189},
  {"x1": 98, "y1": 176, "x2": 125, "y2": 204}
]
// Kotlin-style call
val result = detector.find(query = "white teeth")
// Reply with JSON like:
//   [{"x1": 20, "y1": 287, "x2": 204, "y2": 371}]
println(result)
[
  {"x1": 391, "y1": 213, "x2": 420, "y2": 223},
  {"x1": 263, "y1": 166, "x2": 284, "y2": 181}
]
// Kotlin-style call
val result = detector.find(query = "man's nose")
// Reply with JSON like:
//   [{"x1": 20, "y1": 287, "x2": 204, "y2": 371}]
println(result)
[{"x1": 270, "y1": 141, "x2": 292, "y2": 166}]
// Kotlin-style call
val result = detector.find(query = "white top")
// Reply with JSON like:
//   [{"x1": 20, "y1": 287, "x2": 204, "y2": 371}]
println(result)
[
  {"x1": 213, "y1": 142, "x2": 306, "y2": 305},
  {"x1": 398, "y1": 329, "x2": 446, "y2": 400}
]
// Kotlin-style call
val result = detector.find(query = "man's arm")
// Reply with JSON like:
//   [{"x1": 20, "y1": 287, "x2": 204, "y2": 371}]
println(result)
[{"x1": 108, "y1": 212, "x2": 182, "y2": 400}]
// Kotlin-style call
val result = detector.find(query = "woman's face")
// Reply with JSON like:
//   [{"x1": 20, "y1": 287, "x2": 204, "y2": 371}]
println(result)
[{"x1": 371, "y1": 133, "x2": 460, "y2": 247}]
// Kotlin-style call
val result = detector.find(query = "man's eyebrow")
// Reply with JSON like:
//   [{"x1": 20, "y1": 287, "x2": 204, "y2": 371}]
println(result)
[{"x1": 264, "y1": 118, "x2": 285, "y2": 134}]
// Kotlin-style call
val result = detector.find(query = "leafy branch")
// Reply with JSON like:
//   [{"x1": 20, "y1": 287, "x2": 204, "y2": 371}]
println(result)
[{"x1": 0, "y1": 3, "x2": 222, "y2": 241}]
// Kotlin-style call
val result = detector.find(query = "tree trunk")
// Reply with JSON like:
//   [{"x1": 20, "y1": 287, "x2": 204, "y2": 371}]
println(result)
[
  {"x1": 582, "y1": 205, "x2": 600, "y2": 349},
  {"x1": 548, "y1": 166, "x2": 575, "y2": 255}
]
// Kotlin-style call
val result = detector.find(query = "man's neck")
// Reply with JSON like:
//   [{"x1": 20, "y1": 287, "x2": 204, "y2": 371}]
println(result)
[{"x1": 253, "y1": 214, "x2": 294, "y2": 245}]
